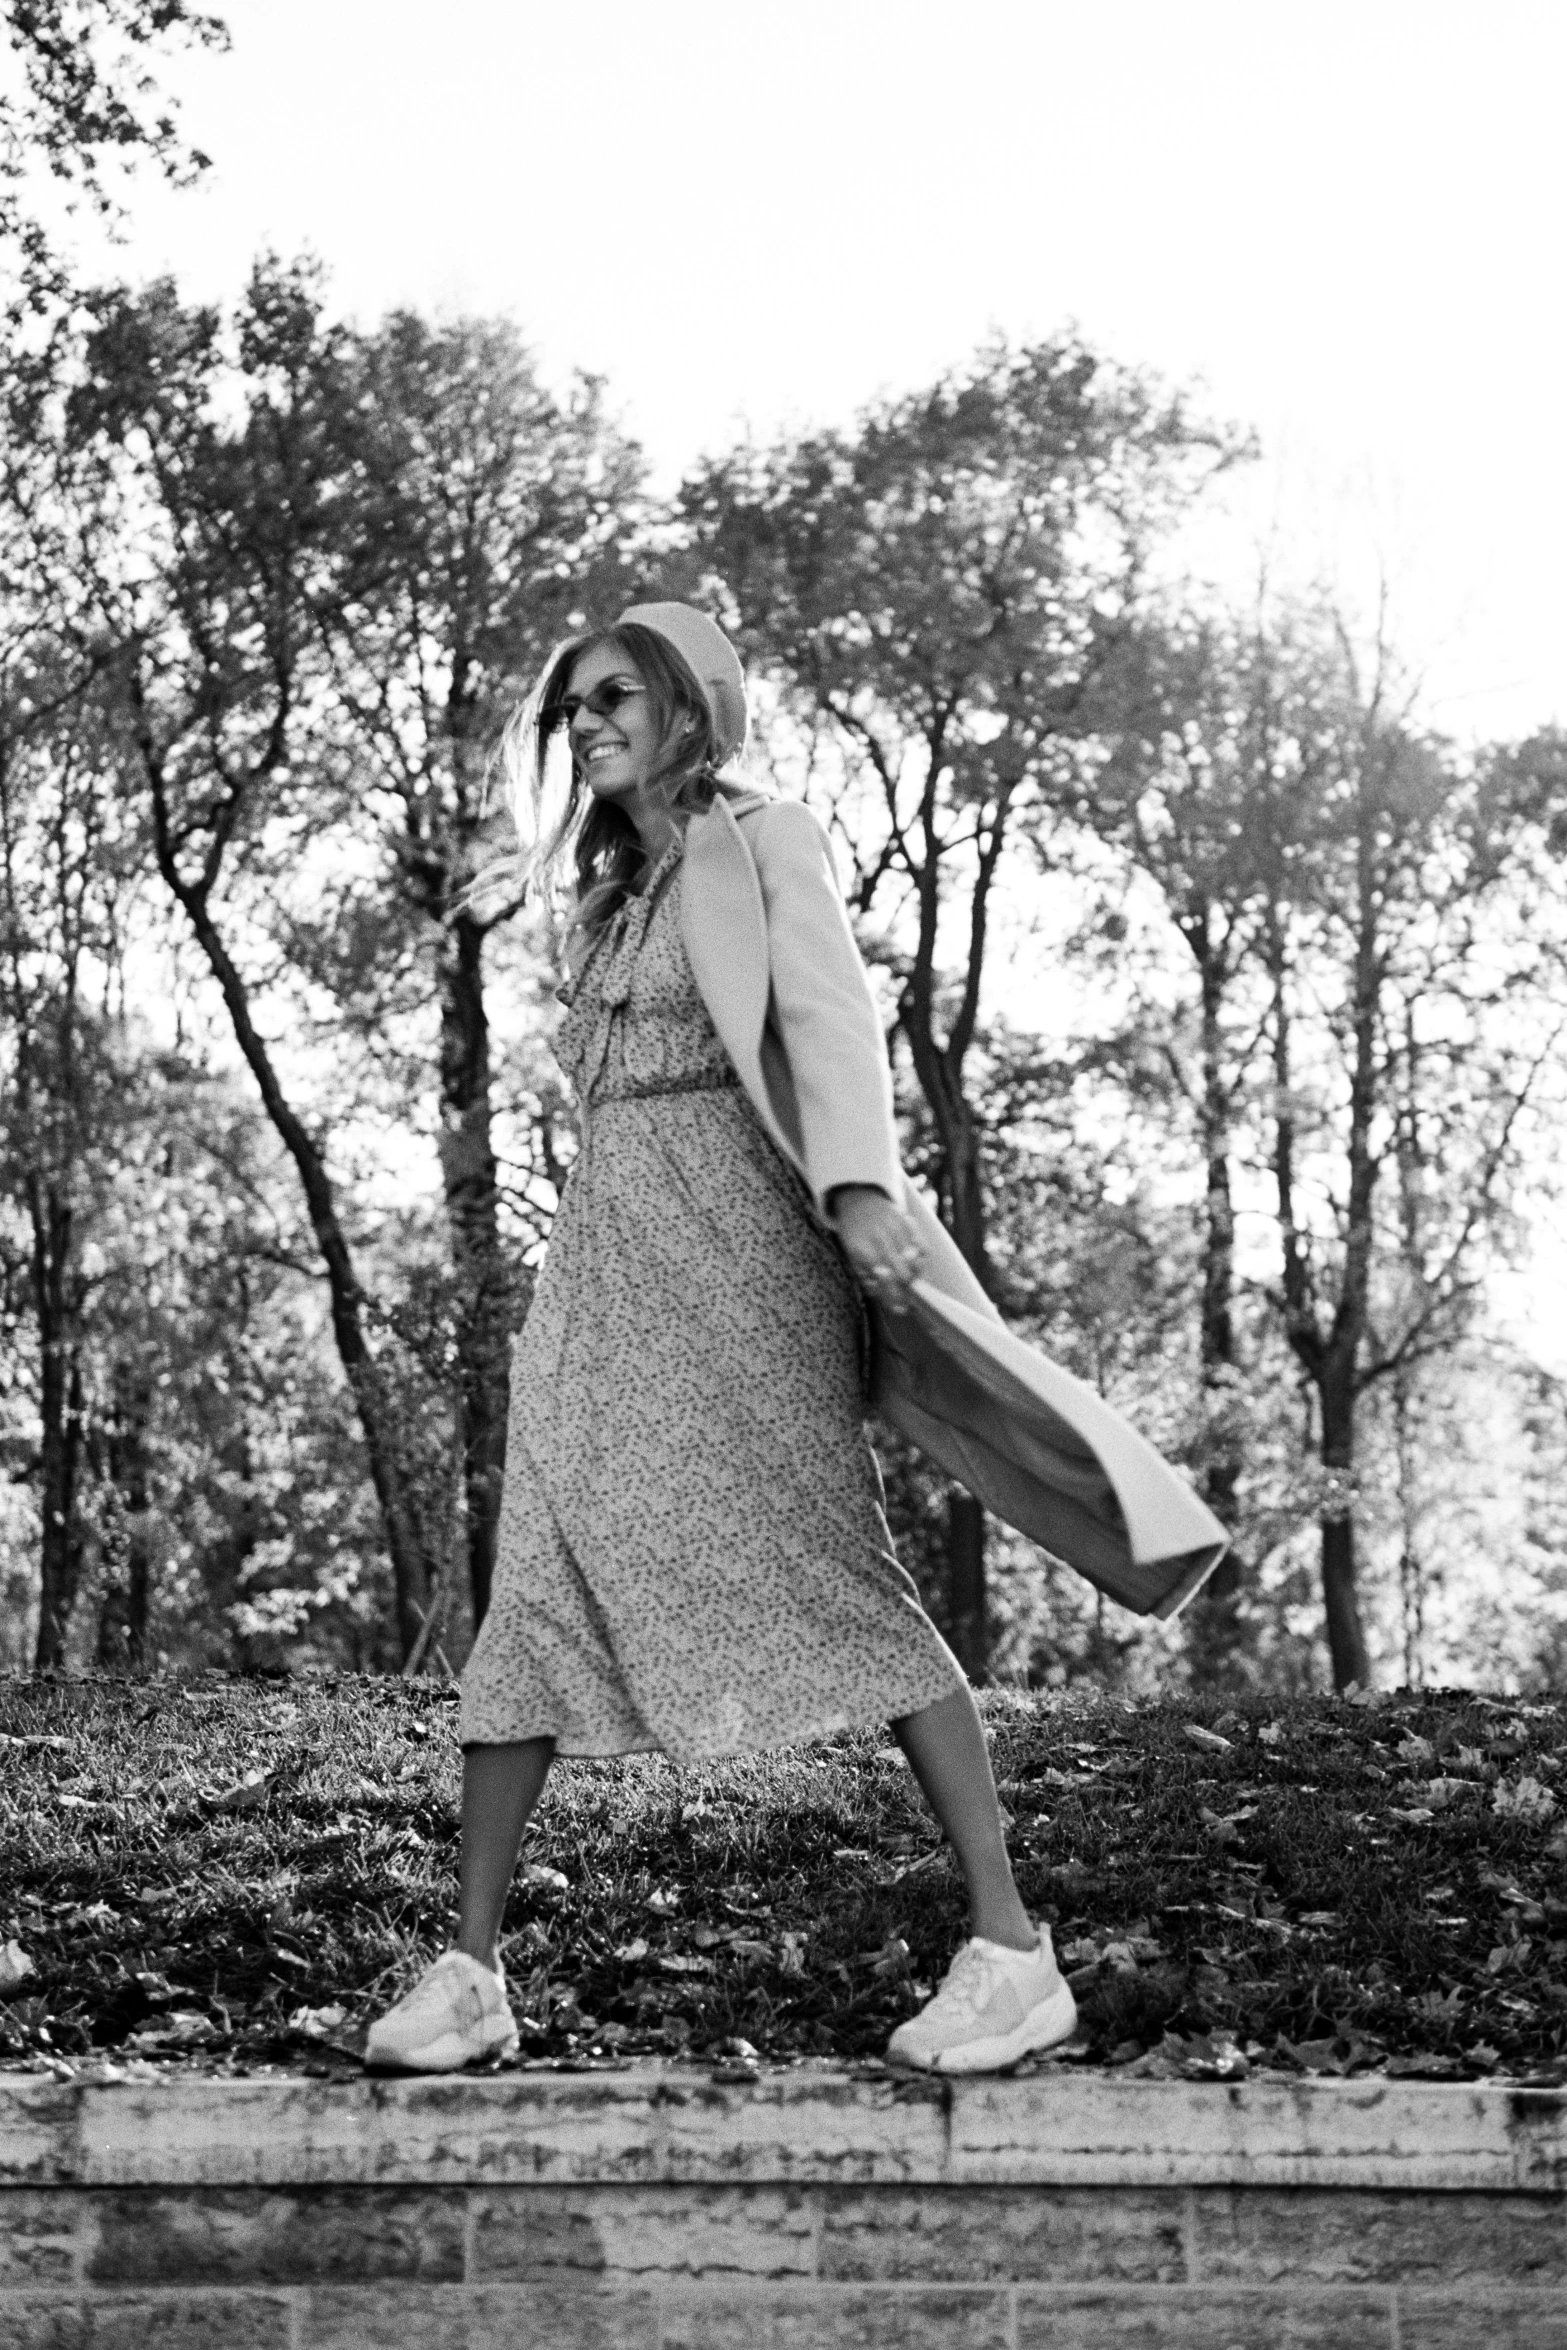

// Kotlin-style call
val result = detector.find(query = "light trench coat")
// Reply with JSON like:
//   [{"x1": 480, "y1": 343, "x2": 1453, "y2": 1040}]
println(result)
[{"x1": 677, "y1": 788, "x2": 1228, "y2": 1620}]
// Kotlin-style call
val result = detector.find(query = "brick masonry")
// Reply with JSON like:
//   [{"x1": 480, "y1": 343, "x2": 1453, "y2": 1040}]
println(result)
[{"x1": 0, "y1": 2073, "x2": 1563, "y2": 2346}]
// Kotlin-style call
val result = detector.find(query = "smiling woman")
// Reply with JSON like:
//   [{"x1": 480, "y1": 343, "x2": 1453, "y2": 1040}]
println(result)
[
  {"x1": 361, "y1": 594, "x2": 1224, "y2": 2084},
  {"x1": 524, "y1": 615, "x2": 731, "y2": 942},
  {"x1": 361, "y1": 598, "x2": 1095, "y2": 2082}
]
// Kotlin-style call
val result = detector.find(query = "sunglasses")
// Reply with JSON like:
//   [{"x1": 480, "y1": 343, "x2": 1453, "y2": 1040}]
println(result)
[{"x1": 548, "y1": 680, "x2": 647, "y2": 730}]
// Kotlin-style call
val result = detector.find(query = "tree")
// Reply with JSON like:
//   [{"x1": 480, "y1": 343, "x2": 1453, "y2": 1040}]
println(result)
[
  {"x1": 308, "y1": 311, "x2": 640, "y2": 1627},
  {"x1": 683, "y1": 335, "x2": 1246, "y2": 1674},
  {"x1": 1089, "y1": 602, "x2": 1347, "y2": 1681},
  {"x1": 62, "y1": 260, "x2": 448, "y2": 1659},
  {"x1": 0, "y1": 641, "x2": 115, "y2": 1662},
  {"x1": 2, "y1": 0, "x2": 227, "y2": 313},
  {"x1": 1125, "y1": 601, "x2": 1564, "y2": 1687}
]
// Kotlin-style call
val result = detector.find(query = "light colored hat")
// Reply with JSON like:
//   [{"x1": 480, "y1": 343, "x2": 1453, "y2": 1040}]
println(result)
[{"x1": 618, "y1": 602, "x2": 749, "y2": 764}]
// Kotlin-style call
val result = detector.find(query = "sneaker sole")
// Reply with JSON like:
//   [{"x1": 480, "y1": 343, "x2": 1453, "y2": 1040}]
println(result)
[
  {"x1": 365, "y1": 2020, "x2": 520, "y2": 2073},
  {"x1": 894, "y1": 1979, "x2": 1079, "y2": 2076}
]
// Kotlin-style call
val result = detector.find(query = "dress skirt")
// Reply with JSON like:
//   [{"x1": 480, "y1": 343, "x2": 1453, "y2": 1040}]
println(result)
[{"x1": 459, "y1": 842, "x2": 965, "y2": 1766}]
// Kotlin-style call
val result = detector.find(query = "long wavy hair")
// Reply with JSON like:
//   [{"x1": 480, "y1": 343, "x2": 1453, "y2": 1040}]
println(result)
[{"x1": 497, "y1": 622, "x2": 741, "y2": 954}]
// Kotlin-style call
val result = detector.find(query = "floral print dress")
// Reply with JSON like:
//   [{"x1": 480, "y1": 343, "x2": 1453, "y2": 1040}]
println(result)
[{"x1": 458, "y1": 839, "x2": 963, "y2": 1765}]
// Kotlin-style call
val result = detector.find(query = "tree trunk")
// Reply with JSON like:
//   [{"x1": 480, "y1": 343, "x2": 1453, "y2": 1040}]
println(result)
[
  {"x1": 437, "y1": 911, "x2": 512, "y2": 1630},
  {"x1": 168, "y1": 878, "x2": 436, "y2": 1660},
  {"x1": 1318, "y1": 1378, "x2": 1371, "y2": 1690},
  {"x1": 97, "y1": 1358, "x2": 153, "y2": 1669},
  {"x1": 36, "y1": 1347, "x2": 86, "y2": 1670},
  {"x1": 937, "y1": 1101, "x2": 994, "y2": 1677},
  {"x1": 1184, "y1": 937, "x2": 1247, "y2": 1685},
  {"x1": 946, "y1": 1490, "x2": 987, "y2": 1679},
  {"x1": 30, "y1": 1180, "x2": 85, "y2": 1670},
  {"x1": 1319, "y1": 1516, "x2": 1370, "y2": 1692},
  {"x1": 1186, "y1": 1492, "x2": 1245, "y2": 1685}
]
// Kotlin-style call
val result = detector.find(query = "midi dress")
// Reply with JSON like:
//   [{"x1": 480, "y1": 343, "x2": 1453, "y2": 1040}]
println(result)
[{"x1": 459, "y1": 836, "x2": 965, "y2": 1766}]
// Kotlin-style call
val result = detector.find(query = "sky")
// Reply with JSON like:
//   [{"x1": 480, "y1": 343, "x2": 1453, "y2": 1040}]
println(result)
[
  {"x1": 36, "y1": 0, "x2": 1567, "y2": 1353},
  {"x1": 61, "y1": 0, "x2": 1567, "y2": 748}
]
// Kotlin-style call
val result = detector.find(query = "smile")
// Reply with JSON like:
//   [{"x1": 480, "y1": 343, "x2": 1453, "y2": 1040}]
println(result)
[{"x1": 586, "y1": 745, "x2": 624, "y2": 764}]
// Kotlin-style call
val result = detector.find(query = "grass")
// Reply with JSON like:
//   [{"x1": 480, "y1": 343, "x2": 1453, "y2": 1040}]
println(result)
[{"x1": 1, "y1": 1673, "x2": 1564, "y2": 2086}]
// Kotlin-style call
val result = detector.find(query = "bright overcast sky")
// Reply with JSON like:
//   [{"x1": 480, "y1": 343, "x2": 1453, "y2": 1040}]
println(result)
[{"x1": 71, "y1": 0, "x2": 1567, "y2": 745}]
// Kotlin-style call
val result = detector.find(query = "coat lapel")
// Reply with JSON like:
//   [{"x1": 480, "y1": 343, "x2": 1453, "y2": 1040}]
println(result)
[{"x1": 680, "y1": 794, "x2": 798, "y2": 1169}]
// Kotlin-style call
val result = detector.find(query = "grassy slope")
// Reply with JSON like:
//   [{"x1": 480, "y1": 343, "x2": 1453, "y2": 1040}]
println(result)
[{"x1": 1, "y1": 1675, "x2": 1564, "y2": 2083}]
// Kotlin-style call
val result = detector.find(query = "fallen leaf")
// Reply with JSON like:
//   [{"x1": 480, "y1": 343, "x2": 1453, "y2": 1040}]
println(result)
[
  {"x1": 1183, "y1": 1724, "x2": 1233, "y2": 1754},
  {"x1": 613, "y1": 1938, "x2": 649, "y2": 1962},
  {"x1": 1282, "y1": 2033, "x2": 1375, "y2": 2075},
  {"x1": 1121, "y1": 2046, "x2": 1185, "y2": 2079},
  {"x1": 1386, "y1": 2051, "x2": 1465, "y2": 2078},
  {"x1": 0, "y1": 1942, "x2": 37, "y2": 1992},
  {"x1": 208, "y1": 1769, "x2": 275, "y2": 1813},
  {"x1": 1170, "y1": 2030, "x2": 1249, "y2": 2081},
  {"x1": 288, "y1": 2004, "x2": 347, "y2": 2040},
  {"x1": 522, "y1": 1863, "x2": 570, "y2": 1893},
  {"x1": 130, "y1": 2011, "x2": 218, "y2": 2050},
  {"x1": 1420, "y1": 1778, "x2": 1479, "y2": 1811},
  {"x1": 1493, "y1": 1776, "x2": 1557, "y2": 1824},
  {"x1": 711, "y1": 2030, "x2": 761, "y2": 2081}
]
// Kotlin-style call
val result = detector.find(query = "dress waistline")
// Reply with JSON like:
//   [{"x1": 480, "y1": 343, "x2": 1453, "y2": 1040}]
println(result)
[{"x1": 592, "y1": 1066, "x2": 741, "y2": 1105}]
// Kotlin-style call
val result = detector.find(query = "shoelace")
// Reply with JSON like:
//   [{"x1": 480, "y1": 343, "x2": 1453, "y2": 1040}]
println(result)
[
  {"x1": 926, "y1": 1941, "x2": 1013, "y2": 2022},
  {"x1": 398, "y1": 1956, "x2": 486, "y2": 2022}
]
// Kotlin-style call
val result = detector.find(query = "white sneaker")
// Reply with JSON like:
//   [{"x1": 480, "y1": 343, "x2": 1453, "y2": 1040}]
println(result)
[
  {"x1": 364, "y1": 1951, "x2": 519, "y2": 2072},
  {"x1": 886, "y1": 1926, "x2": 1078, "y2": 2075}
]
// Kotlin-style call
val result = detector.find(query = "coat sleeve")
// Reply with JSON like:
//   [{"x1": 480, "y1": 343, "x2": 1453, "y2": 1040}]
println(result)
[{"x1": 746, "y1": 799, "x2": 905, "y2": 1214}]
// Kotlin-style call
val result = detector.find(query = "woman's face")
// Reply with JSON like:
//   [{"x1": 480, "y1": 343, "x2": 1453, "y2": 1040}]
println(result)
[{"x1": 563, "y1": 642, "x2": 666, "y2": 806}]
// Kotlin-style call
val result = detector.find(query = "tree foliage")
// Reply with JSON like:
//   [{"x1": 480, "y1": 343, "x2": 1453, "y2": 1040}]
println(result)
[
  {"x1": 682, "y1": 336, "x2": 1250, "y2": 1672},
  {"x1": 2, "y1": 277, "x2": 1566, "y2": 1699},
  {"x1": 2, "y1": 0, "x2": 227, "y2": 311}
]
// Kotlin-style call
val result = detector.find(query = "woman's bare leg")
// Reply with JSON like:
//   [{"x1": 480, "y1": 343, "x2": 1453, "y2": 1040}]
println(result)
[
  {"x1": 454, "y1": 1737, "x2": 555, "y2": 1971},
  {"x1": 891, "y1": 1687, "x2": 1035, "y2": 1951}
]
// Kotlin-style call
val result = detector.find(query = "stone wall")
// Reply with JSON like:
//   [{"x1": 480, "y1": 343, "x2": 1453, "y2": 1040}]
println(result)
[{"x1": 2, "y1": 2070, "x2": 1563, "y2": 2345}]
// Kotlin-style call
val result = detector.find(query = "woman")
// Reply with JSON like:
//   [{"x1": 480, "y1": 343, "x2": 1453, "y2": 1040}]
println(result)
[{"x1": 366, "y1": 601, "x2": 1077, "y2": 2077}]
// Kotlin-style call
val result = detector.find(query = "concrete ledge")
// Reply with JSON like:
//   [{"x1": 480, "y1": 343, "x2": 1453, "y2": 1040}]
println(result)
[
  {"x1": 4, "y1": 2074, "x2": 1565, "y2": 2348},
  {"x1": 2, "y1": 2068, "x2": 1564, "y2": 2193}
]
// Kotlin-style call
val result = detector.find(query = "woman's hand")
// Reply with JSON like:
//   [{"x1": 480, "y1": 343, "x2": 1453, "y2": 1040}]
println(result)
[{"x1": 828, "y1": 1184, "x2": 924, "y2": 1313}]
